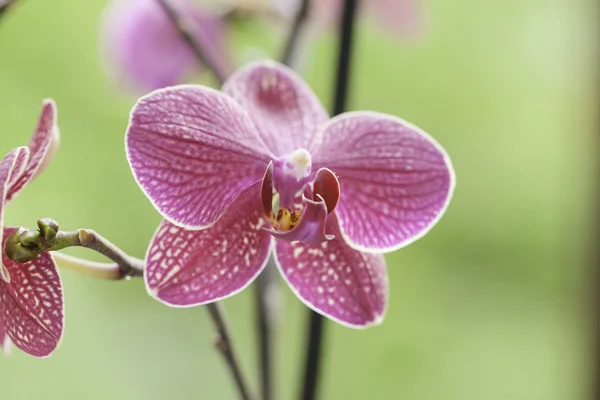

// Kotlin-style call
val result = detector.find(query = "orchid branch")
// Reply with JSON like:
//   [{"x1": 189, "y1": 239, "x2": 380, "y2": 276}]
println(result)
[
  {"x1": 4, "y1": 218, "x2": 143, "y2": 279},
  {"x1": 280, "y1": 0, "x2": 311, "y2": 67},
  {"x1": 299, "y1": 0, "x2": 361, "y2": 399},
  {"x1": 254, "y1": 260, "x2": 279, "y2": 400},
  {"x1": 4, "y1": 218, "x2": 256, "y2": 400},
  {"x1": 155, "y1": 0, "x2": 227, "y2": 85},
  {"x1": 207, "y1": 302, "x2": 255, "y2": 400}
]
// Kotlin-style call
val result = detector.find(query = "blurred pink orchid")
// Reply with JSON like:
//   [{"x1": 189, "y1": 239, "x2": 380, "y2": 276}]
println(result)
[
  {"x1": 311, "y1": 0, "x2": 423, "y2": 38},
  {"x1": 0, "y1": 100, "x2": 64, "y2": 357},
  {"x1": 126, "y1": 61, "x2": 454, "y2": 327},
  {"x1": 99, "y1": 0, "x2": 229, "y2": 92}
]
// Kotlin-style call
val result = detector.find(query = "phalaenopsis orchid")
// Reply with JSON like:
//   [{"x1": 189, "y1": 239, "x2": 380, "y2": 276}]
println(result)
[{"x1": 126, "y1": 61, "x2": 454, "y2": 327}]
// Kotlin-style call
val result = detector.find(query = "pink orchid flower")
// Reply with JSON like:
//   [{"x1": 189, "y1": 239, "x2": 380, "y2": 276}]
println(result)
[
  {"x1": 99, "y1": 0, "x2": 229, "y2": 92},
  {"x1": 126, "y1": 61, "x2": 454, "y2": 327},
  {"x1": 311, "y1": 0, "x2": 422, "y2": 38},
  {"x1": 0, "y1": 100, "x2": 64, "y2": 356}
]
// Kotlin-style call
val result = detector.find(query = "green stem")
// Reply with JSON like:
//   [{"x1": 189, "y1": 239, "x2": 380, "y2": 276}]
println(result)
[{"x1": 5, "y1": 218, "x2": 143, "y2": 279}]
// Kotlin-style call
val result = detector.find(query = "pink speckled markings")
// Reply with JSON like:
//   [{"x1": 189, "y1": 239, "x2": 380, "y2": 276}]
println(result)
[
  {"x1": 0, "y1": 100, "x2": 64, "y2": 356},
  {"x1": 127, "y1": 61, "x2": 455, "y2": 328},
  {"x1": 1, "y1": 231, "x2": 63, "y2": 357}
]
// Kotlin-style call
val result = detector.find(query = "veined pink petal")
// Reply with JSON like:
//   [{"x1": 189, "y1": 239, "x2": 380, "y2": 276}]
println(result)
[
  {"x1": 223, "y1": 61, "x2": 328, "y2": 156},
  {"x1": 100, "y1": 0, "x2": 229, "y2": 92},
  {"x1": 7, "y1": 146, "x2": 29, "y2": 193},
  {"x1": 145, "y1": 184, "x2": 272, "y2": 306},
  {"x1": 313, "y1": 112, "x2": 455, "y2": 253},
  {"x1": 1, "y1": 230, "x2": 64, "y2": 357},
  {"x1": 127, "y1": 85, "x2": 272, "y2": 229},
  {"x1": 7, "y1": 99, "x2": 59, "y2": 202},
  {"x1": 0, "y1": 147, "x2": 30, "y2": 282},
  {"x1": 274, "y1": 213, "x2": 387, "y2": 328}
]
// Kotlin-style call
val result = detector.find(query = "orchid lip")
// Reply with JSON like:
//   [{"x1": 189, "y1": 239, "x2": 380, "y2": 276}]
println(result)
[
  {"x1": 265, "y1": 195, "x2": 334, "y2": 245},
  {"x1": 261, "y1": 161, "x2": 340, "y2": 245}
]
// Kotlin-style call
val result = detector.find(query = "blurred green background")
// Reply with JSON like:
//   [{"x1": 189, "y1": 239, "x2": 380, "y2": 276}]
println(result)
[{"x1": 0, "y1": 0, "x2": 597, "y2": 399}]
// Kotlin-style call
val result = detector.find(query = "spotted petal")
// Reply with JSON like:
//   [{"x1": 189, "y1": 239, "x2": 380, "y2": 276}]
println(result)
[
  {"x1": 312, "y1": 111, "x2": 455, "y2": 253},
  {"x1": 7, "y1": 99, "x2": 59, "y2": 202},
  {"x1": 145, "y1": 185, "x2": 272, "y2": 306},
  {"x1": 223, "y1": 61, "x2": 328, "y2": 157},
  {"x1": 0, "y1": 147, "x2": 30, "y2": 282},
  {"x1": 127, "y1": 85, "x2": 272, "y2": 229},
  {"x1": 100, "y1": 0, "x2": 229, "y2": 92},
  {"x1": 274, "y1": 213, "x2": 388, "y2": 328},
  {"x1": 1, "y1": 230, "x2": 64, "y2": 357}
]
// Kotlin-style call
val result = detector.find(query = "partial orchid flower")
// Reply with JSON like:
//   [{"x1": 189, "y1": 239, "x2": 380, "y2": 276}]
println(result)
[
  {"x1": 126, "y1": 61, "x2": 454, "y2": 327},
  {"x1": 310, "y1": 0, "x2": 422, "y2": 38},
  {"x1": 0, "y1": 100, "x2": 64, "y2": 357},
  {"x1": 99, "y1": 0, "x2": 229, "y2": 92}
]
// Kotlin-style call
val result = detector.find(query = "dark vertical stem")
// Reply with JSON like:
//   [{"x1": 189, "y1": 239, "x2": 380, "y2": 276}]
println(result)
[
  {"x1": 299, "y1": 312, "x2": 325, "y2": 400},
  {"x1": 299, "y1": 0, "x2": 360, "y2": 399},
  {"x1": 155, "y1": 0, "x2": 226, "y2": 85},
  {"x1": 206, "y1": 303, "x2": 255, "y2": 400},
  {"x1": 280, "y1": 0, "x2": 311, "y2": 67},
  {"x1": 330, "y1": 0, "x2": 359, "y2": 115},
  {"x1": 255, "y1": 260, "x2": 278, "y2": 400}
]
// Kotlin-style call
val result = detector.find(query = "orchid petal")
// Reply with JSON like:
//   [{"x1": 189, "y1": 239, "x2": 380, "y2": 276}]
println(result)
[
  {"x1": 7, "y1": 146, "x2": 29, "y2": 193},
  {"x1": 127, "y1": 85, "x2": 272, "y2": 229},
  {"x1": 313, "y1": 112, "x2": 455, "y2": 253},
  {"x1": 223, "y1": 60, "x2": 328, "y2": 156},
  {"x1": 100, "y1": 0, "x2": 229, "y2": 92},
  {"x1": 274, "y1": 213, "x2": 388, "y2": 328},
  {"x1": 1, "y1": 230, "x2": 64, "y2": 357},
  {"x1": 0, "y1": 147, "x2": 30, "y2": 282},
  {"x1": 145, "y1": 185, "x2": 272, "y2": 306},
  {"x1": 0, "y1": 319, "x2": 12, "y2": 355},
  {"x1": 266, "y1": 195, "x2": 334, "y2": 245},
  {"x1": 311, "y1": 0, "x2": 422, "y2": 38},
  {"x1": 369, "y1": 0, "x2": 423, "y2": 38},
  {"x1": 7, "y1": 100, "x2": 59, "y2": 201}
]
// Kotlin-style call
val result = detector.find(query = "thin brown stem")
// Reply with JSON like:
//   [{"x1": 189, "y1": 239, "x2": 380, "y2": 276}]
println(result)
[
  {"x1": 5, "y1": 219, "x2": 143, "y2": 279},
  {"x1": 56, "y1": 229, "x2": 145, "y2": 278},
  {"x1": 155, "y1": 0, "x2": 227, "y2": 85},
  {"x1": 254, "y1": 259, "x2": 280, "y2": 400},
  {"x1": 207, "y1": 303, "x2": 256, "y2": 400},
  {"x1": 280, "y1": 0, "x2": 311, "y2": 67}
]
